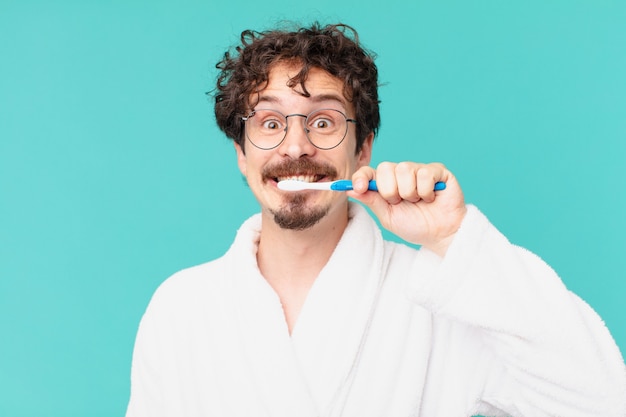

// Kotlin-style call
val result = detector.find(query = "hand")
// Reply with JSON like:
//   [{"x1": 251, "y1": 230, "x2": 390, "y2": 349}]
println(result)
[{"x1": 348, "y1": 162, "x2": 467, "y2": 257}]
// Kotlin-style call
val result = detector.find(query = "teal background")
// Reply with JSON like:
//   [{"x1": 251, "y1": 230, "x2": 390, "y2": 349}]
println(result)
[{"x1": 1, "y1": 0, "x2": 624, "y2": 415}]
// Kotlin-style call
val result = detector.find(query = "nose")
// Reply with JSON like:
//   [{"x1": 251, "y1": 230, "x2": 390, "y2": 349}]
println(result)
[{"x1": 278, "y1": 114, "x2": 316, "y2": 159}]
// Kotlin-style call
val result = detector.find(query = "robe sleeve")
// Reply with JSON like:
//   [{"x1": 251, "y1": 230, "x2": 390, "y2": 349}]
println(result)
[
  {"x1": 125, "y1": 274, "x2": 194, "y2": 417},
  {"x1": 125, "y1": 287, "x2": 171, "y2": 417},
  {"x1": 408, "y1": 205, "x2": 626, "y2": 416}
]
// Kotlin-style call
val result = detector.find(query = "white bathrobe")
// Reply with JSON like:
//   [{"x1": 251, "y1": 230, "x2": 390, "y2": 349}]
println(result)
[{"x1": 126, "y1": 203, "x2": 626, "y2": 417}]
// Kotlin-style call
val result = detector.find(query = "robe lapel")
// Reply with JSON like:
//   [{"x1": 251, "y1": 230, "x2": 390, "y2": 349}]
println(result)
[
  {"x1": 290, "y1": 203, "x2": 386, "y2": 415},
  {"x1": 226, "y1": 214, "x2": 319, "y2": 417}
]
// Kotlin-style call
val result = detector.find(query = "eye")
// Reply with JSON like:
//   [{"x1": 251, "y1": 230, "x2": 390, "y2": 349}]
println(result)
[
  {"x1": 309, "y1": 116, "x2": 334, "y2": 130},
  {"x1": 262, "y1": 119, "x2": 283, "y2": 130}
]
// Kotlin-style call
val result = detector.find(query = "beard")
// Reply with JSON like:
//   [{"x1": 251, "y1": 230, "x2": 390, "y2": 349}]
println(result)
[
  {"x1": 262, "y1": 158, "x2": 337, "y2": 230},
  {"x1": 270, "y1": 193, "x2": 330, "y2": 230}
]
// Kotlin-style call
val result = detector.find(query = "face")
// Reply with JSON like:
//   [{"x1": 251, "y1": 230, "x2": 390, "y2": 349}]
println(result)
[{"x1": 234, "y1": 62, "x2": 373, "y2": 230}]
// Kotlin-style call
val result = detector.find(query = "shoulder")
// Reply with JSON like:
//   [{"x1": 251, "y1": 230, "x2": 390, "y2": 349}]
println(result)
[
  {"x1": 144, "y1": 256, "x2": 232, "y2": 318},
  {"x1": 141, "y1": 213, "x2": 263, "y2": 318},
  {"x1": 150, "y1": 212, "x2": 263, "y2": 305}
]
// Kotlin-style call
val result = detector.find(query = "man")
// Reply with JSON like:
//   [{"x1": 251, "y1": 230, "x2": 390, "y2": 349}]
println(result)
[{"x1": 126, "y1": 23, "x2": 625, "y2": 416}]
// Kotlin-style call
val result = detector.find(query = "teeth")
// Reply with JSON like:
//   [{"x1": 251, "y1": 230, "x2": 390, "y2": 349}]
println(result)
[{"x1": 277, "y1": 175, "x2": 319, "y2": 183}]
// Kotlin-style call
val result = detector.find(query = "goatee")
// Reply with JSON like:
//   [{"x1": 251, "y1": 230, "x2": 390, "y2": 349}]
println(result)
[{"x1": 270, "y1": 193, "x2": 330, "y2": 230}]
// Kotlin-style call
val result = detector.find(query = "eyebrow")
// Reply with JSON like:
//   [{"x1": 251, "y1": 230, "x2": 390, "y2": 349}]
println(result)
[{"x1": 256, "y1": 93, "x2": 348, "y2": 108}]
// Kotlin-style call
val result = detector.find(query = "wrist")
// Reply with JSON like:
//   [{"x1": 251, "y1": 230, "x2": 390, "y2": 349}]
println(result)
[{"x1": 422, "y1": 206, "x2": 467, "y2": 257}]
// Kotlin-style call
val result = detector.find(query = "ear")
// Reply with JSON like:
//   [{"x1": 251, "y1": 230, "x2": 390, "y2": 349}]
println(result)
[
  {"x1": 234, "y1": 142, "x2": 247, "y2": 177},
  {"x1": 356, "y1": 132, "x2": 374, "y2": 168}
]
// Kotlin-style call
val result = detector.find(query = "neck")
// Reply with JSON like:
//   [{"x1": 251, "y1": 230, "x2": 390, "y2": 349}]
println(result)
[{"x1": 256, "y1": 201, "x2": 350, "y2": 333}]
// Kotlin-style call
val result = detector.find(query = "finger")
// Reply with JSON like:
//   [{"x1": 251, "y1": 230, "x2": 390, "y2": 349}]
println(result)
[
  {"x1": 416, "y1": 163, "x2": 446, "y2": 203},
  {"x1": 395, "y1": 162, "x2": 421, "y2": 203},
  {"x1": 375, "y1": 162, "x2": 402, "y2": 205},
  {"x1": 351, "y1": 166, "x2": 376, "y2": 194}
]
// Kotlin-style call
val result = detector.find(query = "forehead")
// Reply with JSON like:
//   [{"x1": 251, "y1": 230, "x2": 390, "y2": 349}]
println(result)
[{"x1": 254, "y1": 62, "x2": 349, "y2": 110}]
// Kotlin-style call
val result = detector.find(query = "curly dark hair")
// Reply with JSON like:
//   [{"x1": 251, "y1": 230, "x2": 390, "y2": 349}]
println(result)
[{"x1": 213, "y1": 22, "x2": 380, "y2": 154}]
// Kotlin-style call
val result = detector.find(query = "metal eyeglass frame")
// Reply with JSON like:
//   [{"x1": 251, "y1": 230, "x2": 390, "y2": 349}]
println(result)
[{"x1": 241, "y1": 108, "x2": 357, "y2": 150}]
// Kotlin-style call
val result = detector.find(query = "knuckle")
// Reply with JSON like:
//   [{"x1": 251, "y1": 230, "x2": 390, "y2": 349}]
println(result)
[
  {"x1": 395, "y1": 161, "x2": 413, "y2": 174},
  {"x1": 417, "y1": 167, "x2": 434, "y2": 181},
  {"x1": 377, "y1": 161, "x2": 396, "y2": 173}
]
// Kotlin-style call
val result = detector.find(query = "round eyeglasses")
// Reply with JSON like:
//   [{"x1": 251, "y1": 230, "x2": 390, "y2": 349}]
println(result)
[{"x1": 241, "y1": 108, "x2": 357, "y2": 150}]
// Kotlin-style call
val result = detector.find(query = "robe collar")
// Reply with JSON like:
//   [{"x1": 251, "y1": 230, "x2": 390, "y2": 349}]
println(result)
[{"x1": 224, "y1": 202, "x2": 386, "y2": 416}]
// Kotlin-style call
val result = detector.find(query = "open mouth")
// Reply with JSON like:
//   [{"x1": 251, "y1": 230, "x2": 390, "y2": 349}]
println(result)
[
  {"x1": 273, "y1": 174, "x2": 328, "y2": 184},
  {"x1": 263, "y1": 160, "x2": 338, "y2": 188}
]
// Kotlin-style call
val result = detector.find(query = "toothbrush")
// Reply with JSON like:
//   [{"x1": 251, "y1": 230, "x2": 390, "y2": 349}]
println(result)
[{"x1": 277, "y1": 179, "x2": 446, "y2": 192}]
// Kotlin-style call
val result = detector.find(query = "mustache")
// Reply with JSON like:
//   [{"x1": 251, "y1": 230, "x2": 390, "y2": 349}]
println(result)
[{"x1": 262, "y1": 159, "x2": 338, "y2": 180}]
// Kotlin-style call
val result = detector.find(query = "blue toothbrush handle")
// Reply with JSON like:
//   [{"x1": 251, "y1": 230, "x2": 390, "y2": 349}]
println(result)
[
  {"x1": 434, "y1": 181, "x2": 446, "y2": 191},
  {"x1": 368, "y1": 181, "x2": 446, "y2": 192},
  {"x1": 331, "y1": 180, "x2": 446, "y2": 192},
  {"x1": 366, "y1": 180, "x2": 378, "y2": 191}
]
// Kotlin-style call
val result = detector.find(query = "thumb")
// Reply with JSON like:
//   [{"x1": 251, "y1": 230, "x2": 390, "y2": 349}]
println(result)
[
  {"x1": 348, "y1": 167, "x2": 391, "y2": 221},
  {"x1": 347, "y1": 187, "x2": 391, "y2": 222}
]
